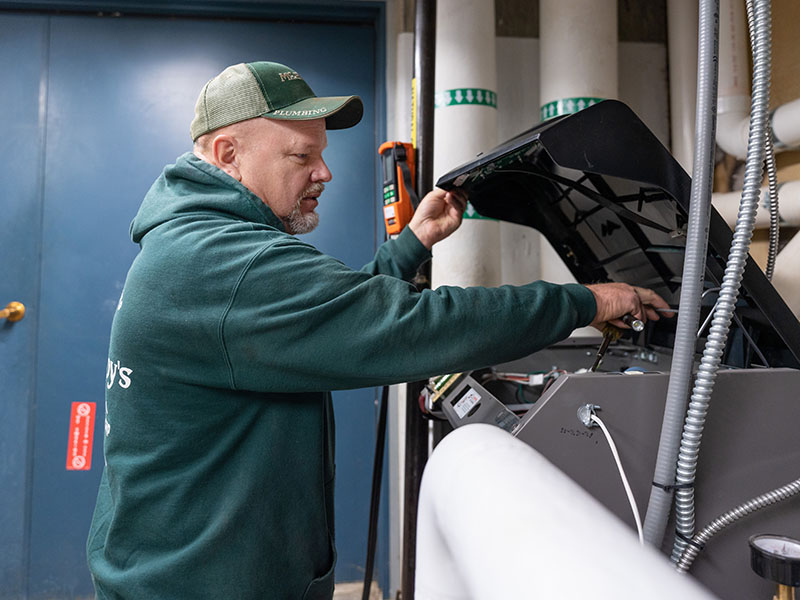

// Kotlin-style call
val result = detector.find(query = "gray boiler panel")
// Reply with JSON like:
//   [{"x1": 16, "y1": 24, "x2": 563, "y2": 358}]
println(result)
[{"x1": 513, "y1": 368, "x2": 800, "y2": 600}]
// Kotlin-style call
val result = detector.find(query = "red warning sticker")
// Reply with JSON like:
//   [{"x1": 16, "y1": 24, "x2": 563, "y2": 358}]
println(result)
[{"x1": 66, "y1": 402, "x2": 96, "y2": 471}]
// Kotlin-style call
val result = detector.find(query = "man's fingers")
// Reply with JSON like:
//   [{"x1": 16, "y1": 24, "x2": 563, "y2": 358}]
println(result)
[
  {"x1": 634, "y1": 286, "x2": 675, "y2": 319},
  {"x1": 633, "y1": 287, "x2": 670, "y2": 310},
  {"x1": 446, "y1": 190, "x2": 468, "y2": 212},
  {"x1": 644, "y1": 306, "x2": 662, "y2": 321}
]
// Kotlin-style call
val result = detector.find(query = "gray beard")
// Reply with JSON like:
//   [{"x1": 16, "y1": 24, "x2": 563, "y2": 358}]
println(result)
[
  {"x1": 284, "y1": 202, "x2": 319, "y2": 234},
  {"x1": 283, "y1": 183, "x2": 323, "y2": 235}
]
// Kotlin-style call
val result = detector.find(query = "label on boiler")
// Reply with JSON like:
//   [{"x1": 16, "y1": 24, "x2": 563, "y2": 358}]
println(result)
[{"x1": 453, "y1": 388, "x2": 481, "y2": 419}]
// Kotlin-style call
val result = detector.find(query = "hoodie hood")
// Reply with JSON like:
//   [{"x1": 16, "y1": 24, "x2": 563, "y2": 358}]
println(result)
[{"x1": 130, "y1": 152, "x2": 285, "y2": 244}]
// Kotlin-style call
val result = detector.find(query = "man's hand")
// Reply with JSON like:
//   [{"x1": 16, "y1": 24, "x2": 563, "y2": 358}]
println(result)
[
  {"x1": 408, "y1": 187, "x2": 468, "y2": 250},
  {"x1": 585, "y1": 282, "x2": 674, "y2": 331}
]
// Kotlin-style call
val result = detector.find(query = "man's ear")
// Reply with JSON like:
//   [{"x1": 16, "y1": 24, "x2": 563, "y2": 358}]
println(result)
[{"x1": 210, "y1": 135, "x2": 242, "y2": 181}]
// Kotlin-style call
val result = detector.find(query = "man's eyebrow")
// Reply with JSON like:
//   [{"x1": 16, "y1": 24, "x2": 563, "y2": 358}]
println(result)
[{"x1": 292, "y1": 142, "x2": 327, "y2": 153}]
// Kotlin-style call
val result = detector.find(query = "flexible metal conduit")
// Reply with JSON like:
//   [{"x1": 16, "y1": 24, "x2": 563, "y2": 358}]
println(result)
[
  {"x1": 742, "y1": 0, "x2": 779, "y2": 280},
  {"x1": 676, "y1": 476, "x2": 800, "y2": 572},
  {"x1": 642, "y1": 0, "x2": 720, "y2": 547},
  {"x1": 764, "y1": 134, "x2": 779, "y2": 280},
  {"x1": 671, "y1": 0, "x2": 772, "y2": 561}
]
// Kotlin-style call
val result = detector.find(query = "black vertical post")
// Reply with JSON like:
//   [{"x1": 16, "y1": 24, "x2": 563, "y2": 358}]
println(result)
[
  {"x1": 401, "y1": 1, "x2": 436, "y2": 599},
  {"x1": 414, "y1": 0, "x2": 436, "y2": 196}
]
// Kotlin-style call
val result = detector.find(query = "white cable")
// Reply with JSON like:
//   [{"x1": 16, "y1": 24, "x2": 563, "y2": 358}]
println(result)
[{"x1": 590, "y1": 413, "x2": 645, "y2": 545}]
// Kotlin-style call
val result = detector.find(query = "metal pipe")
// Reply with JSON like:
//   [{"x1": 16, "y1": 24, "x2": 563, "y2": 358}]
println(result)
[
  {"x1": 777, "y1": 584, "x2": 796, "y2": 600},
  {"x1": 672, "y1": 0, "x2": 772, "y2": 561},
  {"x1": 414, "y1": 0, "x2": 436, "y2": 196},
  {"x1": 743, "y1": 0, "x2": 779, "y2": 281},
  {"x1": 402, "y1": 3, "x2": 437, "y2": 598},
  {"x1": 675, "y1": 475, "x2": 800, "y2": 572},
  {"x1": 764, "y1": 133, "x2": 779, "y2": 280},
  {"x1": 642, "y1": 0, "x2": 719, "y2": 548}
]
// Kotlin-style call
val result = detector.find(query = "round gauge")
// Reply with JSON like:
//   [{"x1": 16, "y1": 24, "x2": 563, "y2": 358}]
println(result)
[{"x1": 749, "y1": 534, "x2": 800, "y2": 587}]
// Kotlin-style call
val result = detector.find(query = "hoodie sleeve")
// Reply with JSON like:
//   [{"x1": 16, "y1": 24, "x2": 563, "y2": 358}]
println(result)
[
  {"x1": 221, "y1": 236, "x2": 596, "y2": 393},
  {"x1": 359, "y1": 226, "x2": 431, "y2": 281}
]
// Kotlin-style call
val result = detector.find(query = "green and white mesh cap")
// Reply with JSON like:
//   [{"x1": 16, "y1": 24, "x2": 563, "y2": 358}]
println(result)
[{"x1": 190, "y1": 61, "x2": 364, "y2": 141}]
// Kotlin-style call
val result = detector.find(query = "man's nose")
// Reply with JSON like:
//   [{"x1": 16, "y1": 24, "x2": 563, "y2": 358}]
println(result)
[{"x1": 314, "y1": 158, "x2": 332, "y2": 183}]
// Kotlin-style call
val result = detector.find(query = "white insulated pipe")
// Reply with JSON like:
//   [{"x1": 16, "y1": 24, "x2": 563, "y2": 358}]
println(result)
[
  {"x1": 538, "y1": 0, "x2": 617, "y2": 284},
  {"x1": 713, "y1": 180, "x2": 800, "y2": 228},
  {"x1": 772, "y1": 98, "x2": 800, "y2": 149},
  {"x1": 414, "y1": 424, "x2": 718, "y2": 600},
  {"x1": 716, "y1": 0, "x2": 754, "y2": 159},
  {"x1": 431, "y1": 0, "x2": 501, "y2": 288},
  {"x1": 773, "y1": 228, "x2": 800, "y2": 320},
  {"x1": 717, "y1": 0, "x2": 800, "y2": 158},
  {"x1": 667, "y1": 0, "x2": 699, "y2": 173},
  {"x1": 539, "y1": 0, "x2": 618, "y2": 113}
]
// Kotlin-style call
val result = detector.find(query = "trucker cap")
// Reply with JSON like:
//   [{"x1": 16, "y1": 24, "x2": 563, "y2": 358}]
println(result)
[{"x1": 190, "y1": 61, "x2": 364, "y2": 141}]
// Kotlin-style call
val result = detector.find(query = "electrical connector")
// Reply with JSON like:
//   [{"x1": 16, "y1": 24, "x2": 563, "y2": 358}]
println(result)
[
  {"x1": 577, "y1": 404, "x2": 601, "y2": 428},
  {"x1": 529, "y1": 373, "x2": 545, "y2": 386}
]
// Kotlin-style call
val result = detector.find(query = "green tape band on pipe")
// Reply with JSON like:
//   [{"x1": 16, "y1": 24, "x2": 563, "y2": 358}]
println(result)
[
  {"x1": 540, "y1": 97, "x2": 605, "y2": 121},
  {"x1": 435, "y1": 88, "x2": 497, "y2": 109}
]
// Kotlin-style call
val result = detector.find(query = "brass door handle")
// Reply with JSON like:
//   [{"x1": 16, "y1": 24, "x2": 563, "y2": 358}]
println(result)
[{"x1": 1, "y1": 302, "x2": 25, "y2": 322}]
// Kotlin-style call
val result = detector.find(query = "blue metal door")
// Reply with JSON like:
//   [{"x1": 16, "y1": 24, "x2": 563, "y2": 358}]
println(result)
[{"x1": 1, "y1": 8, "x2": 386, "y2": 597}]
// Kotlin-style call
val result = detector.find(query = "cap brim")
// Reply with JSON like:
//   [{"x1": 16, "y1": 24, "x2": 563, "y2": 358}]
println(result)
[{"x1": 262, "y1": 95, "x2": 363, "y2": 130}]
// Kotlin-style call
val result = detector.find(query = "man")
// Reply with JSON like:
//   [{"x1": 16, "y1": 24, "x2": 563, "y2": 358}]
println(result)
[{"x1": 88, "y1": 61, "x2": 669, "y2": 599}]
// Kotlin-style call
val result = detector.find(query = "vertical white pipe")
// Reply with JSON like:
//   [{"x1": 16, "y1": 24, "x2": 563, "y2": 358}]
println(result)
[
  {"x1": 432, "y1": 0, "x2": 501, "y2": 288},
  {"x1": 499, "y1": 223, "x2": 541, "y2": 285},
  {"x1": 772, "y1": 182, "x2": 800, "y2": 318},
  {"x1": 715, "y1": 0, "x2": 752, "y2": 158},
  {"x1": 715, "y1": 0, "x2": 800, "y2": 157},
  {"x1": 773, "y1": 234, "x2": 800, "y2": 319},
  {"x1": 495, "y1": 36, "x2": 542, "y2": 286},
  {"x1": 393, "y1": 32, "x2": 415, "y2": 143},
  {"x1": 667, "y1": 0, "x2": 698, "y2": 172},
  {"x1": 539, "y1": 0, "x2": 617, "y2": 285},
  {"x1": 388, "y1": 31, "x2": 414, "y2": 598},
  {"x1": 539, "y1": 0, "x2": 618, "y2": 110}
]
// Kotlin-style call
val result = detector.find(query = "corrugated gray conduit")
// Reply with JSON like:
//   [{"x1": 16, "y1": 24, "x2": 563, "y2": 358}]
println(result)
[
  {"x1": 642, "y1": 0, "x2": 720, "y2": 547},
  {"x1": 764, "y1": 133, "x2": 779, "y2": 281},
  {"x1": 750, "y1": 0, "x2": 780, "y2": 282},
  {"x1": 676, "y1": 475, "x2": 800, "y2": 572},
  {"x1": 671, "y1": 0, "x2": 772, "y2": 562}
]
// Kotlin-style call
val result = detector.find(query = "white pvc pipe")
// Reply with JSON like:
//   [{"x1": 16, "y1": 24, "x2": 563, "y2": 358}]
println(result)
[
  {"x1": 539, "y1": 0, "x2": 617, "y2": 109},
  {"x1": 392, "y1": 32, "x2": 414, "y2": 142},
  {"x1": 499, "y1": 221, "x2": 541, "y2": 286},
  {"x1": 495, "y1": 36, "x2": 542, "y2": 287},
  {"x1": 712, "y1": 180, "x2": 800, "y2": 228},
  {"x1": 432, "y1": 0, "x2": 501, "y2": 288},
  {"x1": 716, "y1": 0, "x2": 754, "y2": 159},
  {"x1": 773, "y1": 232, "x2": 800, "y2": 320},
  {"x1": 772, "y1": 98, "x2": 800, "y2": 149},
  {"x1": 539, "y1": 0, "x2": 617, "y2": 285},
  {"x1": 716, "y1": 0, "x2": 800, "y2": 158},
  {"x1": 667, "y1": 0, "x2": 698, "y2": 173},
  {"x1": 415, "y1": 424, "x2": 719, "y2": 600}
]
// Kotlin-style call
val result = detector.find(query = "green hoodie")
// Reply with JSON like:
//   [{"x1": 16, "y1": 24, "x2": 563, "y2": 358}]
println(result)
[{"x1": 87, "y1": 152, "x2": 596, "y2": 599}]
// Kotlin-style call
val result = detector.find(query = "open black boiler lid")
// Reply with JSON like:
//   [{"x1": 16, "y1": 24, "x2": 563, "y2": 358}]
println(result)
[{"x1": 436, "y1": 100, "x2": 800, "y2": 368}]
